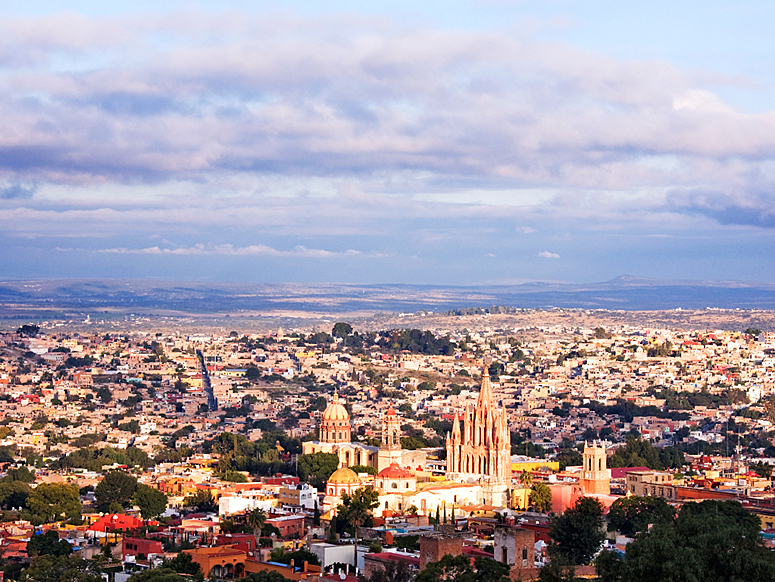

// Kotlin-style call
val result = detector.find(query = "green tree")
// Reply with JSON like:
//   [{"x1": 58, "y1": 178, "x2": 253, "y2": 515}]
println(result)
[
  {"x1": 182, "y1": 489, "x2": 217, "y2": 513},
  {"x1": 221, "y1": 470, "x2": 248, "y2": 483},
  {"x1": 336, "y1": 487, "x2": 380, "y2": 569},
  {"x1": 26, "y1": 530, "x2": 72, "y2": 557},
  {"x1": 133, "y1": 484, "x2": 168, "y2": 519},
  {"x1": 247, "y1": 508, "x2": 267, "y2": 547},
  {"x1": 238, "y1": 572, "x2": 295, "y2": 582},
  {"x1": 332, "y1": 322, "x2": 353, "y2": 338},
  {"x1": 5, "y1": 466, "x2": 36, "y2": 483},
  {"x1": 608, "y1": 436, "x2": 663, "y2": 470},
  {"x1": 0, "y1": 480, "x2": 31, "y2": 509},
  {"x1": 297, "y1": 452, "x2": 340, "y2": 488},
  {"x1": 350, "y1": 465, "x2": 377, "y2": 475},
  {"x1": 519, "y1": 470, "x2": 534, "y2": 488},
  {"x1": 20, "y1": 555, "x2": 101, "y2": 582},
  {"x1": 95, "y1": 471, "x2": 138, "y2": 511},
  {"x1": 597, "y1": 500, "x2": 775, "y2": 582},
  {"x1": 165, "y1": 552, "x2": 203, "y2": 579},
  {"x1": 414, "y1": 554, "x2": 510, "y2": 582},
  {"x1": 126, "y1": 569, "x2": 192, "y2": 582},
  {"x1": 529, "y1": 483, "x2": 552, "y2": 513},
  {"x1": 549, "y1": 497, "x2": 605, "y2": 565},
  {"x1": 607, "y1": 496, "x2": 675, "y2": 537},
  {"x1": 25, "y1": 483, "x2": 81, "y2": 525},
  {"x1": 366, "y1": 557, "x2": 414, "y2": 582}
]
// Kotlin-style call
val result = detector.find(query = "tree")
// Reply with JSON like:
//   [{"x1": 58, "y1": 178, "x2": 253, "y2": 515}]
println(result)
[
  {"x1": 20, "y1": 555, "x2": 101, "y2": 582},
  {"x1": 247, "y1": 508, "x2": 267, "y2": 546},
  {"x1": 351, "y1": 465, "x2": 377, "y2": 475},
  {"x1": 332, "y1": 322, "x2": 353, "y2": 339},
  {"x1": 366, "y1": 557, "x2": 414, "y2": 582},
  {"x1": 549, "y1": 497, "x2": 605, "y2": 565},
  {"x1": 133, "y1": 484, "x2": 168, "y2": 519},
  {"x1": 95, "y1": 471, "x2": 138, "y2": 511},
  {"x1": 126, "y1": 569, "x2": 193, "y2": 582},
  {"x1": 608, "y1": 435, "x2": 663, "y2": 470},
  {"x1": 26, "y1": 530, "x2": 72, "y2": 557},
  {"x1": 183, "y1": 489, "x2": 217, "y2": 513},
  {"x1": 0, "y1": 479, "x2": 31, "y2": 509},
  {"x1": 607, "y1": 496, "x2": 675, "y2": 537},
  {"x1": 165, "y1": 552, "x2": 202, "y2": 578},
  {"x1": 597, "y1": 500, "x2": 775, "y2": 581},
  {"x1": 238, "y1": 572, "x2": 294, "y2": 582},
  {"x1": 336, "y1": 487, "x2": 380, "y2": 569},
  {"x1": 16, "y1": 324, "x2": 40, "y2": 337},
  {"x1": 519, "y1": 470, "x2": 534, "y2": 488},
  {"x1": 297, "y1": 452, "x2": 340, "y2": 488},
  {"x1": 25, "y1": 483, "x2": 81, "y2": 525},
  {"x1": 529, "y1": 483, "x2": 552, "y2": 513},
  {"x1": 414, "y1": 554, "x2": 510, "y2": 582}
]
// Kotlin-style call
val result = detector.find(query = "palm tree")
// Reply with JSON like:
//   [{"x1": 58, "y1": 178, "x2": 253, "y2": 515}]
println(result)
[
  {"x1": 520, "y1": 470, "x2": 534, "y2": 488},
  {"x1": 246, "y1": 508, "x2": 267, "y2": 548},
  {"x1": 336, "y1": 487, "x2": 380, "y2": 571}
]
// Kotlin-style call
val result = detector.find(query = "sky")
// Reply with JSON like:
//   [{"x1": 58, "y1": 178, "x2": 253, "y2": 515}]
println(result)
[{"x1": 2, "y1": 1, "x2": 775, "y2": 285}]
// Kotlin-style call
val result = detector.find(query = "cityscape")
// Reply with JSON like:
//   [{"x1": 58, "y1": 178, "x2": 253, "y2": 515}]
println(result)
[
  {"x1": 2, "y1": 0, "x2": 775, "y2": 581},
  {"x1": 0, "y1": 312, "x2": 773, "y2": 581}
]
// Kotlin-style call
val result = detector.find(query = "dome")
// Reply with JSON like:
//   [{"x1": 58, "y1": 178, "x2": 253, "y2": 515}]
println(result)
[
  {"x1": 322, "y1": 392, "x2": 350, "y2": 422},
  {"x1": 328, "y1": 467, "x2": 360, "y2": 484},
  {"x1": 377, "y1": 463, "x2": 414, "y2": 479}
]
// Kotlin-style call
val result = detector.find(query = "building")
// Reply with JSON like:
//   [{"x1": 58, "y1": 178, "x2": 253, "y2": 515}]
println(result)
[
  {"x1": 419, "y1": 533, "x2": 463, "y2": 570},
  {"x1": 376, "y1": 407, "x2": 427, "y2": 473},
  {"x1": 122, "y1": 537, "x2": 164, "y2": 560},
  {"x1": 494, "y1": 527, "x2": 535, "y2": 571},
  {"x1": 302, "y1": 392, "x2": 378, "y2": 469},
  {"x1": 445, "y1": 373, "x2": 511, "y2": 505},
  {"x1": 579, "y1": 441, "x2": 610, "y2": 495},
  {"x1": 184, "y1": 545, "x2": 247, "y2": 579},
  {"x1": 322, "y1": 467, "x2": 367, "y2": 515},
  {"x1": 625, "y1": 470, "x2": 677, "y2": 500},
  {"x1": 279, "y1": 483, "x2": 318, "y2": 510}
]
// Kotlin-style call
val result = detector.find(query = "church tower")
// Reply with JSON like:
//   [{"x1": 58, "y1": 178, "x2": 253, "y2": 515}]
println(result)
[
  {"x1": 445, "y1": 371, "x2": 511, "y2": 504},
  {"x1": 377, "y1": 406, "x2": 404, "y2": 471},
  {"x1": 319, "y1": 390, "x2": 351, "y2": 444},
  {"x1": 580, "y1": 441, "x2": 610, "y2": 495}
]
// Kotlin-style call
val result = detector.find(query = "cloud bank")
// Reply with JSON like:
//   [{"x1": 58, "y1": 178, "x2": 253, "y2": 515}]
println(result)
[{"x1": 0, "y1": 8, "x2": 774, "y2": 284}]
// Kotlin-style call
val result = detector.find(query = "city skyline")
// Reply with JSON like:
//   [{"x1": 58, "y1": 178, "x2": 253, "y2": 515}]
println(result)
[{"x1": 2, "y1": 1, "x2": 775, "y2": 284}]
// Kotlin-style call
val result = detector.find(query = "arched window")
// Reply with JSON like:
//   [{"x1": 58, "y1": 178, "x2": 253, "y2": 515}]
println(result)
[{"x1": 392, "y1": 482, "x2": 398, "y2": 489}]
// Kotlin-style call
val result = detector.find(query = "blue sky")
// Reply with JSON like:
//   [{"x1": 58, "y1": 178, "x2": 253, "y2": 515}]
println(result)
[{"x1": 2, "y1": 1, "x2": 775, "y2": 284}]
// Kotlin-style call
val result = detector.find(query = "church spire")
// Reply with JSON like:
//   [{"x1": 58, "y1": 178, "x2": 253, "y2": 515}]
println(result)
[
  {"x1": 477, "y1": 370, "x2": 493, "y2": 411},
  {"x1": 451, "y1": 412, "x2": 461, "y2": 443}
]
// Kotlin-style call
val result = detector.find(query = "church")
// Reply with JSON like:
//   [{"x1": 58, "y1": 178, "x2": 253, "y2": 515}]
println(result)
[
  {"x1": 302, "y1": 391, "x2": 426, "y2": 472},
  {"x1": 445, "y1": 372, "x2": 511, "y2": 506},
  {"x1": 302, "y1": 390, "x2": 377, "y2": 468}
]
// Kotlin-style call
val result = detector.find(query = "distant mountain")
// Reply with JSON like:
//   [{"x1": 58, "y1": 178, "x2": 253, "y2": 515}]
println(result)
[{"x1": 1, "y1": 277, "x2": 775, "y2": 316}]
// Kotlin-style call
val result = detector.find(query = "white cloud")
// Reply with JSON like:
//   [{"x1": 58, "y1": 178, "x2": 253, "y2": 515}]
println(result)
[
  {"x1": 92, "y1": 243, "x2": 360, "y2": 258},
  {"x1": 538, "y1": 251, "x2": 560, "y2": 259}
]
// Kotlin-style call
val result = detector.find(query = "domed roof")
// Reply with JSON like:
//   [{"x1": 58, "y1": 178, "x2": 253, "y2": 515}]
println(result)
[
  {"x1": 328, "y1": 467, "x2": 360, "y2": 484},
  {"x1": 377, "y1": 463, "x2": 414, "y2": 479},
  {"x1": 322, "y1": 391, "x2": 350, "y2": 422}
]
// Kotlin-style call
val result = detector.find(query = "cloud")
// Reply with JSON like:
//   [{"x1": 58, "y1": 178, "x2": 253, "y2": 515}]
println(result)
[
  {"x1": 91, "y1": 243, "x2": 364, "y2": 258},
  {"x1": 538, "y1": 251, "x2": 560, "y2": 259},
  {"x1": 0, "y1": 182, "x2": 36, "y2": 200},
  {"x1": 0, "y1": 8, "x2": 769, "y2": 206}
]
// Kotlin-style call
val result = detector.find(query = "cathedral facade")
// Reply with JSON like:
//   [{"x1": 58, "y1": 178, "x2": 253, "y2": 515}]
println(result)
[
  {"x1": 302, "y1": 391, "x2": 377, "y2": 468},
  {"x1": 445, "y1": 373, "x2": 511, "y2": 505}
]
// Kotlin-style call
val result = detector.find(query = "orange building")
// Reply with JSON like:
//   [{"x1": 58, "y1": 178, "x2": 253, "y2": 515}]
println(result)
[{"x1": 184, "y1": 544, "x2": 247, "y2": 579}]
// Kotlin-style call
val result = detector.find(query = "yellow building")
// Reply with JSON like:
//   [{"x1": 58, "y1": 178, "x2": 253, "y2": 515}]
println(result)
[{"x1": 511, "y1": 460, "x2": 559, "y2": 473}]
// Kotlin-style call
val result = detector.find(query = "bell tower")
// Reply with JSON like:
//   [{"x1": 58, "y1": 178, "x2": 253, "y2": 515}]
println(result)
[
  {"x1": 580, "y1": 441, "x2": 610, "y2": 495},
  {"x1": 378, "y1": 406, "x2": 403, "y2": 471}
]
